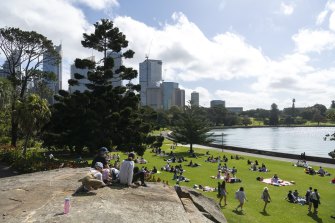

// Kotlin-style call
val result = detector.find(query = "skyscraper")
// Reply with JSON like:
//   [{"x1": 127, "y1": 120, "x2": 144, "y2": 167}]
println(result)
[
  {"x1": 107, "y1": 51, "x2": 122, "y2": 88},
  {"x1": 191, "y1": 91, "x2": 199, "y2": 106},
  {"x1": 43, "y1": 44, "x2": 62, "y2": 104},
  {"x1": 69, "y1": 56, "x2": 95, "y2": 93},
  {"x1": 210, "y1": 100, "x2": 225, "y2": 108},
  {"x1": 139, "y1": 59, "x2": 162, "y2": 106}
]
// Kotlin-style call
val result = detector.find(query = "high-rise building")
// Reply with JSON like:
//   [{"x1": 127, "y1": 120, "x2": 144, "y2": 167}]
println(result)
[
  {"x1": 107, "y1": 51, "x2": 122, "y2": 88},
  {"x1": 191, "y1": 91, "x2": 199, "y2": 106},
  {"x1": 0, "y1": 51, "x2": 21, "y2": 78},
  {"x1": 139, "y1": 59, "x2": 162, "y2": 106},
  {"x1": 69, "y1": 56, "x2": 95, "y2": 93},
  {"x1": 226, "y1": 107, "x2": 243, "y2": 113},
  {"x1": 161, "y1": 82, "x2": 185, "y2": 110},
  {"x1": 43, "y1": 44, "x2": 62, "y2": 104},
  {"x1": 210, "y1": 100, "x2": 225, "y2": 108}
]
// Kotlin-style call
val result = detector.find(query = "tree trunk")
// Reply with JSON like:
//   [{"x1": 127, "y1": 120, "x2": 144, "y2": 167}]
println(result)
[
  {"x1": 22, "y1": 133, "x2": 30, "y2": 157},
  {"x1": 10, "y1": 101, "x2": 18, "y2": 147},
  {"x1": 190, "y1": 143, "x2": 193, "y2": 154}
]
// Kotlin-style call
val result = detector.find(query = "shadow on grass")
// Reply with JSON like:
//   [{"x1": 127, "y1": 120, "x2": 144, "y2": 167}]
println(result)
[
  {"x1": 260, "y1": 211, "x2": 270, "y2": 216},
  {"x1": 307, "y1": 212, "x2": 323, "y2": 223},
  {"x1": 72, "y1": 191, "x2": 97, "y2": 196},
  {"x1": 232, "y1": 209, "x2": 245, "y2": 215}
]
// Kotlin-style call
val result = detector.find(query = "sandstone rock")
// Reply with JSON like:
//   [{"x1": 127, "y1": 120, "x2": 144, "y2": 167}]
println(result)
[{"x1": 0, "y1": 168, "x2": 226, "y2": 223}]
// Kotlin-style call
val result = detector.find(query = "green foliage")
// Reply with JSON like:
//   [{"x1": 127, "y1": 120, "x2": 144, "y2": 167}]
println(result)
[
  {"x1": 0, "y1": 27, "x2": 60, "y2": 147},
  {"x1": 242, "y1": 116, "x2": 252, "y2": 126},
  {"x1": 326, "y1": 108, "x2": 335, "y2": 122},
  {"x1": 170, "y1": 105, "x2": 213, "y2": 153},
  {"x1": 17, "y1": 94, "x2": 51, "y2": 155},
  {"x1": 207, "y1": 105, "x2": 227, "y2": 126},
  {"x1": 43, "y1": 19, "x2": 154, "y2": 155},
  {"x1": 269, "y1": 103, "x2": 279, "y2": 125}
]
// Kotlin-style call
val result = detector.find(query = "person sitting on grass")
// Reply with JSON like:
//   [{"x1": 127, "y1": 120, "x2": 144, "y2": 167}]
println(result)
[
  {"x1": 231, "y1": 167, "x2": 237, "y2": 177},
  {"x1": 217, "y1": 170, "x2": 222, "y2": 179},
  {"x1": 331, "y1": 178, "x2": 335, "y2": 184},
  {"x1": 119, "y1": 152, "x2": 147, "y2": 187},
  {"x1": 305, "y1": 167, "x2": 316, "y2": 175},
  {"x1": 287, "y1": 190, "x2": 297, "y2": 203},
  {"x1": 317, "y1": 166, "x2": 325, "y2": 176},
  {"x1": 271, "y1": 174, "x2": 280, "y2": 185}
]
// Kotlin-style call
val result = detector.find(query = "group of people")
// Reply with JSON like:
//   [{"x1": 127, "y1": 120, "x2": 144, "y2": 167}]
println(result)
[
  {"x1": 287, "y1": 187, "x2": 321, "y2": 215},
  {"x1": 76, "y1": 147, "x2": 148, "y2": 194}
]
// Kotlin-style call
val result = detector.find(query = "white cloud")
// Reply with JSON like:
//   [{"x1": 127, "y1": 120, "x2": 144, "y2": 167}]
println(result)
[
  {"x1": 280, "y1": 2, "x2": 294, "y2": 15},
  {"x1": 69, "y1": 0, "x2": 119, "y2": 10},
  {"x1": 0, "y1": 0, "x2": 102, "y2": 90},
  {"x1": 316, "y1": 10, "x2": 328, "y2": 25},
  {"x1": 181, "y1": 86, "x2": 212, "y2": 107},
  {"x1": 292, "y1": 29, "x2": 335, "y2": 53}
]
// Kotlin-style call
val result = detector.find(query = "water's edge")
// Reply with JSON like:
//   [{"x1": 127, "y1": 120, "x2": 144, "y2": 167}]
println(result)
[{"x1": 205, "y1": 143, "x2": 335, "y2": 164}]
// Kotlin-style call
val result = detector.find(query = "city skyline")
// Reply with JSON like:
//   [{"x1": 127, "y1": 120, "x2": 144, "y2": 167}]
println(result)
[{"x1": 0, "y1": 0, "x2": 335, "y2": 110}]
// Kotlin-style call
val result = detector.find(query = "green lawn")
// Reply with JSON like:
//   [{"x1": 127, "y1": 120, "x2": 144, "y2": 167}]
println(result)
[{"x1": 106, "y1": 139, "x2": 334, "y2": 223}]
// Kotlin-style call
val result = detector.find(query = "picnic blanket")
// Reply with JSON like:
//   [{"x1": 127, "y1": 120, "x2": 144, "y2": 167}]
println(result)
[{"x1": 262, "y1": 178, "x2": 293, "y2": 186}]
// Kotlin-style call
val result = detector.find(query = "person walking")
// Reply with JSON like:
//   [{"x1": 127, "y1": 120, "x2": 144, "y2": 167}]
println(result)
[
  {"x1": 235, "y1": 187, "x2": 247, "y2": 212},
  {"x1": 306, "y1": 186, "x2": 313, "y2": 213},
  {"x1": 218, "y1": 181, "x2": 227, "y2": 207},
  {"x1": 310, "y1": 189, "x2": 320, "y2": 215},
  {"x1": 261, "y1": 187, "x2": 271, "y2": 212}
]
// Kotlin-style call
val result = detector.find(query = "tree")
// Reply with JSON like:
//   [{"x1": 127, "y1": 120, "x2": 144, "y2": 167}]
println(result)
[
  {"x1": 312, "y1": 104, "x2": 327, "y2": 116},
  {"x1": 17, "y1": 94, "x2": 50, "y2": 155},
  {"x1": 312, "y1": 110, "x2": 324, "y2": 125},
  {"x1": 0, "y1": 77, "x2": 12, "y2": 109},
  {"x1": 326, "y1": 109, "x2": 335, "y2": 122},
  {"x1": 0, "y1": 27, "x2": 60, "y2": 146},
  {"x1": 331, "y1": 100, "x2": 335, "y2": 109},
  {"x1": 284, "y1": 115, "x2": 294, "y2": 126},
  {"x1": 43, "y1": 19, "x2": 153, "y2": 155},
  {"x1": 0, "y1": 78, "x2": 12, "y2": 143},
  {"x1": 207, "y1": 105, "x2": 227, "y2": 126},
  {"x1": 169, "y1": 105, "x2": 213, "y2": 153},
  {"x1": 269, "y1": 103, "x2": 279, "y2": 126},
  {"x1": 242, "y1": 116, "x2": 252, "y2": 126}
]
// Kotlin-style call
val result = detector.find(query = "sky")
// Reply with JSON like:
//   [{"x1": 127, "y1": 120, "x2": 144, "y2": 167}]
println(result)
[{"x1": 0, "y1": 0, "x2": 335, "y2": 110}]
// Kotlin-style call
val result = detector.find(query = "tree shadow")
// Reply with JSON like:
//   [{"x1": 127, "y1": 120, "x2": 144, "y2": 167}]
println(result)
[{"x1": 307, "y1": 212, "x2": 323, "y2": 223}]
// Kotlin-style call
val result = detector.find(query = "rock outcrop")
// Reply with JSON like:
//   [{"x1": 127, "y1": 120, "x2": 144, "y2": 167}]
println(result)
[{"x1": 0, "y1": 168, "x2": 226, "y2": 223}]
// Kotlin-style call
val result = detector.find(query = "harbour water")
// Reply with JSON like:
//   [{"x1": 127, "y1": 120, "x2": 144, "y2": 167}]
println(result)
[{"x1": 210, "y1": 127, "x2": 335, "y2": 158}]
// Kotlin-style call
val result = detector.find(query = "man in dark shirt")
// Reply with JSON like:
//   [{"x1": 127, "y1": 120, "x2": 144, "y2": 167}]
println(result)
[{"x1": 91, "y1": 147, "x2": 109, "y2": 168}]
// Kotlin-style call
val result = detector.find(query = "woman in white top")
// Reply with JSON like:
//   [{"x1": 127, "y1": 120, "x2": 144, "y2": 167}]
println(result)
[{"x1": 235, "y1": 187, "x2": 247, "y2": 212}]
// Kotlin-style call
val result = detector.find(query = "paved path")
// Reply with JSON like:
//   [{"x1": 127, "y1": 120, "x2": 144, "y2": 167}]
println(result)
[{"x1": 176, "y1": 144, "x2": 335, "y2": 169}]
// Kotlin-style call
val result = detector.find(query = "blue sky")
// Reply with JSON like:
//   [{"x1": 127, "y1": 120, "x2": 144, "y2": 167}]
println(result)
[{"x1": 1, "y1": 0, "x2": 335, "y2": 109}]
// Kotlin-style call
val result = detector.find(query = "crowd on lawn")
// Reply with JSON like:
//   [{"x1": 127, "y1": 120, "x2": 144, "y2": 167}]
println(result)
[{"x1": 74, "y1": 146, "x2": 335, "y2": 218}]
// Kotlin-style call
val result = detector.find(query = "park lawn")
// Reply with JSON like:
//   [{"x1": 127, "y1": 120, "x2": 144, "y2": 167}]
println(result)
[{"x1": 105, "y1": 139, "x2": 335, "y2": 223}]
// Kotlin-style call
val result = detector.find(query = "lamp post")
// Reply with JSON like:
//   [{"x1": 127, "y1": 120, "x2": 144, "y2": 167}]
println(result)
[{"x1": 221, "y1": 132, "x2": 224, "y2": 153}]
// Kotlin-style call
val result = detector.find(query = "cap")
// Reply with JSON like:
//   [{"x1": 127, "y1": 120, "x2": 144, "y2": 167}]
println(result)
[
  {"x1": 99, "y1": 147, "x2": 109, "y2": 153},
  {"x1": 95, "y1": 162, "x2": 103, "y2": 169}
]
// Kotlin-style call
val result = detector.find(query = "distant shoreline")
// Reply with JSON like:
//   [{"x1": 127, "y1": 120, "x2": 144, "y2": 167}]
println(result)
[{"x1": 211, "y1": 125, "x2": 335, "y2": 129}]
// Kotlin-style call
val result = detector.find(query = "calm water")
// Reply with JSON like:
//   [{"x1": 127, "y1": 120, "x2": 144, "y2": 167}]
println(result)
[{"x1": 210, "y1": 127, "x2": 335, "y2": 158}]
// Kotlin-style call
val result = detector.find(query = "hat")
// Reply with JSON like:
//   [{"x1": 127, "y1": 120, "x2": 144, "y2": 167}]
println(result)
[
  {"x1": 99, "y1": 147, "x2": 108, "y2": 153},
  {"x1": 95, "y1": 162, "x2": 103, "y2": 169},
  {"x1": 264, "y1": 187, "x2": 268, "y2": 191}
]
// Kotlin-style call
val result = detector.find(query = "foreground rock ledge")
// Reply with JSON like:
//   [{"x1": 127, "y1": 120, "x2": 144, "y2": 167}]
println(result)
[{"x1": 0, "y1": 168, "x2": 227, "y2": 223}]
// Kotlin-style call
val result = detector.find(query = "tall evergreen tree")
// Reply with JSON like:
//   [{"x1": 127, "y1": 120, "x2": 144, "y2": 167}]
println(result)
[
  {"x1": 43, "y1": 19, "x2": 153, "y2": 155},
  {"x1": 169, "y1": 105, "x2": 213, "y2": 153}
]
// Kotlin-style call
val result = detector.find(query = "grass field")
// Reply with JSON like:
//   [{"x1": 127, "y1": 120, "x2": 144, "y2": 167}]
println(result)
[{"x1": 104, "y1": 139, "x2": 335, "y2": 223}]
